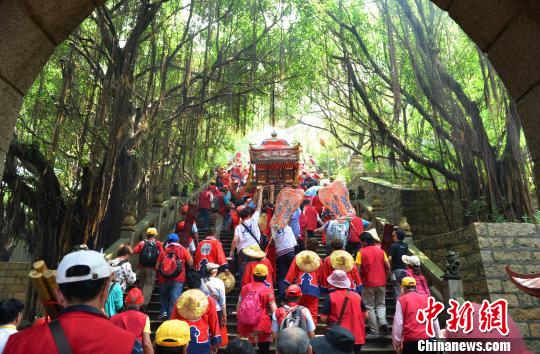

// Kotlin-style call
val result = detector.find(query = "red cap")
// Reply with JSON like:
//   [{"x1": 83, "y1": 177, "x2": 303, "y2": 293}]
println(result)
[
  {"x1": 125, "y1": 287, "x2": 144, "y2": 306},
  {"x1": 285, "y1": 284, "x2": 302, "y2": 297},
  {"x1": 181, "y1": 205, "x2": 189, "y2": 215},
  {"x1": 176, "y1": 221, "x2": 186, "y2": 233}
]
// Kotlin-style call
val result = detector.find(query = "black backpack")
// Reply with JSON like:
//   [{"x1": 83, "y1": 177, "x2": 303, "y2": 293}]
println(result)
[
  {"x1": 279, "y1": 305, "x2": 308, "y2": 333},
  {"x1": 139, "y1": 240, "x2": 160, "y2": 267}
]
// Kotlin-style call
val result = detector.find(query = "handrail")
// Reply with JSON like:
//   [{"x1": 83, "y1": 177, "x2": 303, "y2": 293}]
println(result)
[
  {"x1": 351, "y1": 198, "x2": 446, "y2": 303},
  {"x1": 104, "y1": 183, "x2": 204, "y2": 262}
]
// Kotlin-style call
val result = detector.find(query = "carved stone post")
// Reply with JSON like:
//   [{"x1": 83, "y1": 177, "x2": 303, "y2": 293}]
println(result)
[
  {"x1": 443, "y1": 250, "x2": 464, "y2": 302},
  {"x1": 152, "y1": 191, "x2": 164, "y2": 234},
  {"x1": 399, "y1": 217, "x2": 413, "y2": 237},
  {"x1": 120, "y1": 212, "x2": 137, "y2": 246}
]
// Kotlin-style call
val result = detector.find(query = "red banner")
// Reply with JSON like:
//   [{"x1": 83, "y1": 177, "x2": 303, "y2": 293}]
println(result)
[
  {"x1": 318, "y1": 180, "x2": 355, "y2": 219},
  {"x1": 270, "y1": 187, "x2": 305, "y2": 230}
]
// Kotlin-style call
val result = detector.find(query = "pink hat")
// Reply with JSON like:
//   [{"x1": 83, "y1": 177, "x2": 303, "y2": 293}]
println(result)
[{"x1": 327, "y1": 270, "x2": 351, "y2": 289}]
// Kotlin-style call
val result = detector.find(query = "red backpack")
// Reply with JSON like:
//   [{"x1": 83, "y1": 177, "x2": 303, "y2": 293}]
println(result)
[
  {"x1": 159, "y1": 248, "x2": 183, "y2": 279},
  {"x1": 237, "y1": 285, "x2": 263, "y2": 327}
]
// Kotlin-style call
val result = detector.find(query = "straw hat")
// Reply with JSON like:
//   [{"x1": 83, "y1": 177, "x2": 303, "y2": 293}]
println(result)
[
  {"x1": 330, "y1": 250, "x2": 354, "y2": 272},
  {"x1": 175, "y1": 289, "x2": 209, "y2": 321},
  {"x1": 327, "y1": 270, "x2": 351, "y2": 289},
  {"x1": 242, "y1": 245, "x2": 266, "y2": 260},
  {"x1": 217, "y1": 271, "x2": 236, "y2": 293},
  {"x1": 367, "y1": 228, "x2": 381, "y2": 243},
  {"x1": 295, "y1": 251, "x2": 321, "y2": 273}
]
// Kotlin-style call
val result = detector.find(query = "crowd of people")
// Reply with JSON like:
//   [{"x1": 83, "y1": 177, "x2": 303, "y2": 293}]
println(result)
[{"x1": 3, "y1": 161, "x2": 530, "y2": 354}]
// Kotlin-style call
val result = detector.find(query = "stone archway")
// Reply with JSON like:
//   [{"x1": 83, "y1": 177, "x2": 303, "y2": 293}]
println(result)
[{"x1": 1, "y1": 0, "x2": 540, "y2": 195}]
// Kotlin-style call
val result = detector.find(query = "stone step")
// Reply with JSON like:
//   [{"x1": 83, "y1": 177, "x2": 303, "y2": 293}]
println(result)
[{"x1": 143, "y1": 212, "x2": 400, "y2": 352}]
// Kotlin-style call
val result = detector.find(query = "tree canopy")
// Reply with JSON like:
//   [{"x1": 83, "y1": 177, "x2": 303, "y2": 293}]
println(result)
[{"x1": 0, "y1": 0, "x2": 534, "y2": 263}]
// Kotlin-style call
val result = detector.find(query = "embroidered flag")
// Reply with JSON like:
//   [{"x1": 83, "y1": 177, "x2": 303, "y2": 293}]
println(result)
[
  {"x1": 318, "y1": 180, "x2": 355, "y2": 219},
  {"x1": 270, "y1": 187, "x2": 305, "y2": 230}
]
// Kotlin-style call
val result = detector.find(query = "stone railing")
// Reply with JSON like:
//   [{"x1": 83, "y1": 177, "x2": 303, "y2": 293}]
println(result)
[
  {"x1": 351, "y1": 198, "x2": 461, "y2": 305},
  {"x1": 104, "y1": 183, "x2": 204, "y2": 263}
]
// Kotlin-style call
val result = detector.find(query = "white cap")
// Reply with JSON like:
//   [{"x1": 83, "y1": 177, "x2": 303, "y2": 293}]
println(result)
[
  {"x1": 402, "y1": 255, "x2": 421, "y2": 267},
  {"x1": 206, "y1": 263, "x2": 220, "y2": 272},
  {"x1": 56, "y1": 250, "x2": 111, "y2": 284}
]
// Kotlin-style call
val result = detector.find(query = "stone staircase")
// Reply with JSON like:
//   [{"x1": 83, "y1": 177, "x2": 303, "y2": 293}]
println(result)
[{"x1": 144, "y1": 219, "x2": 395, "y2": 353}]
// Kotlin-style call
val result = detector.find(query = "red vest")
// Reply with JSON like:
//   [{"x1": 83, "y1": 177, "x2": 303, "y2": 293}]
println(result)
[
  {"x1": 360, "y1": 245, "x2": 387, "y2": 287},
  {"x1": 348, "y1": 216, "x2": 364, "y2": 243},
  {"x1": 156, "y1": 244, "x2": 191, "y2": 283},
  {"x1": 194, "y1": 238, "x2": 227, "y2": 270},
  {"x1": 399, "y1": 291, "x2": 431, "y2": 342},
  {"x1": 4, "y1": 308, "x2": 136, "y2": 354},
  {"x1": 198, "y1": 189, "x2": 212, "y2": 209},
  {"x1": 275, "y1": 302, "x2": 309, "y2": 328},
  {"x1": 304, "y1": 206, "x2": 319, "y2": 231},
  {"x1": 242, "y1": 259, "x2": 274, "y2": 288},
  {"x1": 110, "y1": 310, "x2": 147, "y2": 343},
  {"x1": 328, "y1": 289, "x2": 365, "y2": 345}
]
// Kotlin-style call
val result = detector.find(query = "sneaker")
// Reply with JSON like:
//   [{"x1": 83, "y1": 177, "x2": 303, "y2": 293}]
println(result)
[
  {"x1": 366, "y1": 330, "x2": 381, "y2": 338},
  {"x1": 380, "y1": 324, "x2": 390, "y2": 335},
  {"x1": 158, "y1": 313, "x2": 168, "y2": 320}
]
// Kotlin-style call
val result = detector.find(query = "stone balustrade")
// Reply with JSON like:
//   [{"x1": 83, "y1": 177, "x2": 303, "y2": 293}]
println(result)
[{"x1": 104, "y1": 183, "x2": 203, "y2": 265}]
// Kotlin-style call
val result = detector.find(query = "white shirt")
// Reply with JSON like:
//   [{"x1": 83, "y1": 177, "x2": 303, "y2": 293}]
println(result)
[
  {"x1": 392, "y1": 298, "x2": 440, "y2": 350},
  {"x1": 0, "y1": 325, "x2": 17, "y2": 353},
  {"x1": 273, "y1": 226, "x2": 297, "y2": 256},
  {"x1": 234, "y1": 211, "x2": 261, "y2": 252},
  {"x1": 201, "y1": 276, "x2": 226, "y2": 312}
]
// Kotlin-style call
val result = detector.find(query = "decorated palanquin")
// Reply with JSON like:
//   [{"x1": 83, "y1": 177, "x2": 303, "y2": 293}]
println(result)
[{"x1": 249, "y1": 132, "x2": 301, "y2": 185}]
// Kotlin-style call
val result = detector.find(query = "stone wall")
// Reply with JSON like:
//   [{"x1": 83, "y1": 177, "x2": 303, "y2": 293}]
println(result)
[
  {"x1": 350, "y1": 176, "x2": 464, "y2": 238},
  {"x1": 0, "y1": 262, "x2": 31, "y2": 301},
  {"x1": 415, "y1": 223, "x2": 540, "y2": 351}
]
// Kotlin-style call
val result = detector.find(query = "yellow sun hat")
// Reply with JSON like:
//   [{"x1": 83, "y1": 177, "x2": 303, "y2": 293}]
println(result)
[
  {"x1": 176, "y1": 289, "x2": 209, "y2": 321},
  {"x1": 254, "y1": 263, "x2": 269, "y2": 277},
  {"x1": 217, "y1": 271, "x2": 236, "y2": 293},
  {"x1": 242, "y1": 245, "x2": 266, "y2": 260},
  {"x1": 330, "y1": 250, "x2": 354, "y2": 272},
  {"x1": 295, "y1": 250, "x2": 321, "y2": 273},
  {"x1": 156, "y1": 320, "x2": 190, "y2": 347}
]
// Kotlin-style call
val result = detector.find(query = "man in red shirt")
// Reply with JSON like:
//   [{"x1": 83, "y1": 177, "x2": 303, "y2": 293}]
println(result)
[
  {"x1": 198, "y1": 182, "x2": 215, "y2": 229},
  {"x1": 171, "y1": 278, "x2": 222, "y2": 354},
  {"x1": 346, "y1": 214, "x2": 371, "y2": 257},
  {"x1": 392, "y1": 277, "x2": 440, "y2": 354},
  {"x1": 320, "y1": 270, "x2": 367, "y2": 354},
  {"x1": 133, "y1": 227, "x2": 164, "y2": 305},
  {"x1": 272, "y1": 285, "x2": 316, "y2": 339},
  {"x1": 4, "y1": 250, "x2": 140, "y2": 354},
  {"x1": 156, "y1": 233, "x2": 193, "y2": 319},
  {"x1": 284, "y1": 250, "x2": 321, "y2": 324},
  {"x1": 237, "y1": 264, "x2": 277, "y2": 354},
  {"x1": 302, "y1": 200, "x2": 322, "y2": 239},
  {"x1": 110, "y1": 287, "x2": 153, "y2": 354},
  {"x1": 194, "y1": 227, "x2": 228, "y2": 274},
  {"x1": 356, "y1": 232, "x2": 391, "y2": 336},
  {"x1": 241, "y1": 245, "x2": 274, "y2": 288},
  {"x1": 319, "y1": 239, "x2": 363, "y2": 295}
]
